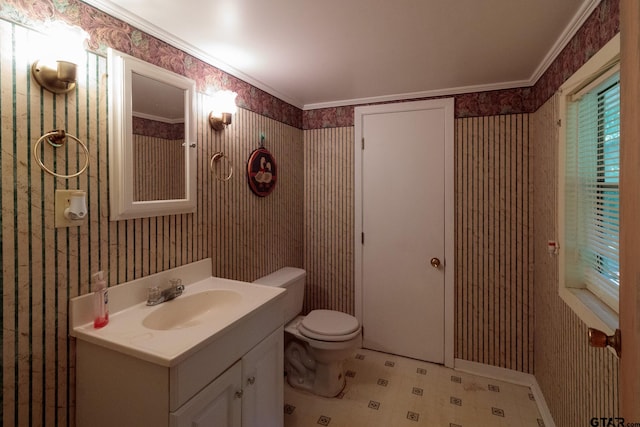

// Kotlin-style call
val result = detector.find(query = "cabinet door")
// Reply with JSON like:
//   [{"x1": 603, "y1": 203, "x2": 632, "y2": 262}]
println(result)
[
  {"x1": 242, "y1": 327, "x2": 284, "y2": 427},
  {"x1": 171, "y1": 361, "x2": 242, "y2": 427}
]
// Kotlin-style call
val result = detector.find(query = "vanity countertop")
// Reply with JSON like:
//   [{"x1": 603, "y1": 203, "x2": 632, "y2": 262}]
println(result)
[{"x1": 69, "y1": 260, "x2": 285, "y2": 367}]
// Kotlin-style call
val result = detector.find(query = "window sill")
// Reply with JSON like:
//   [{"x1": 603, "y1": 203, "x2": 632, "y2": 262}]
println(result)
[{"x1": 559, "y1": 286, "x2": 619, "y2": 335}]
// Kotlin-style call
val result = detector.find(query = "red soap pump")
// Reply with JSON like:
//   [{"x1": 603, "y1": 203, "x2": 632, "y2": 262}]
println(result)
[{"x1": 93, "y1": 271, "x2": 109, "y2": 328}]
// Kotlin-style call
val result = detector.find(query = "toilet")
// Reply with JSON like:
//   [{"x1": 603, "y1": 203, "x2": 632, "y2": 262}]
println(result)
[{"x1": 253, "y1": 267, "x2": 361, "y2": 397}]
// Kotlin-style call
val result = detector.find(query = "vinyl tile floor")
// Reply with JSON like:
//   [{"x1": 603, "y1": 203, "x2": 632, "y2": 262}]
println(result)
[{"x1": 283, "y1": 349, "x2": 544, "y2": 427}]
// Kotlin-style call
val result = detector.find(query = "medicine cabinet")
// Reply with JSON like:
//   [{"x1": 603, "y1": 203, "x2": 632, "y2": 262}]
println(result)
[{"x1": 108, "y1": 48, "x2": 197, "y2": 220}]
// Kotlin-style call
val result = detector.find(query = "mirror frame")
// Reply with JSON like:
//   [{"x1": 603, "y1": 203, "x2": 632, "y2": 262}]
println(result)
[{"x1": 108, "y1": 48, "x2": 197, "y2": 220}]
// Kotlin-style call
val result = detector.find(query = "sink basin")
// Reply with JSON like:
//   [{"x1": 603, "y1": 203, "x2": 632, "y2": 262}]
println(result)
[
  {"x1": 70, "y1": 262, "x2": 286, "y2": 366},
  {"x1": 142, "y1": 290, "x2": 242, "y2": 330}
]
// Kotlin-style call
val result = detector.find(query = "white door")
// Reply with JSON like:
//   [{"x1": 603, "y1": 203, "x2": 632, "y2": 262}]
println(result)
[{"x1": 356, "y1": 99, "x2": 454, "y2": 365}]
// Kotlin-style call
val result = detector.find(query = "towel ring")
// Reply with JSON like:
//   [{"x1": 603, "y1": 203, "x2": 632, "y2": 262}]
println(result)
[
  {"x1": 210, "y1": 151, "x2": 233, "y2": 182},
  {"x1": 33, "y1": 130, "x2": 89, "y2": 179}
]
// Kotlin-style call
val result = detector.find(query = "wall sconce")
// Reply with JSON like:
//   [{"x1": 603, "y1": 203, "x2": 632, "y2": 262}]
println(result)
[
  {"x1": 30, "y1": 21, "x2": 88, "y2": 94},
  {"x1": 32, "y1": 60, "x2": 77, "y2": 94},
  {"x1": 209, "y1": 90, "x2": 238, "y2": 131}
]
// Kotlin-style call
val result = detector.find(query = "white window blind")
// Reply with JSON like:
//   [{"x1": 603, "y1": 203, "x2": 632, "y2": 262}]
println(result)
[{"x1": 565, "y1": 71, "x2": 620, "y2": 311}]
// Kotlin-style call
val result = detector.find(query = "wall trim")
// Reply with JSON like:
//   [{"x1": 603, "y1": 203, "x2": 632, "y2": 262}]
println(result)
[
  {"x1": 303, "y1": 79, "x2": 530, "y2": 111},
  {"x1": 454, "y1": 358, "x2": 556, "y2": 427},
  {"x1": 81, "y1": 0, "x2": 602, "y2": 113},
  {"x1": 528, "y1": 0, "x2": 602, "y2": 86},
  {"x1": 81, "y1": 0, "x2": 302, "y2": 109},
  {"x1": 304, "y1": 0, "x2": 603, "y2": 111}
]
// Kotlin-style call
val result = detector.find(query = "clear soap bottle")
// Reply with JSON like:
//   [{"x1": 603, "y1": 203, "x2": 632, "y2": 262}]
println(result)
[{"x1": 93, "y1": 271, "x2": 109, "y2": 328}]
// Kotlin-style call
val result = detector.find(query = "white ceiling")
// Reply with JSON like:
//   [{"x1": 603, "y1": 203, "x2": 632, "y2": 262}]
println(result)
[{"x1": 84, "y1": 0, "x2": 597, "y2": 110}]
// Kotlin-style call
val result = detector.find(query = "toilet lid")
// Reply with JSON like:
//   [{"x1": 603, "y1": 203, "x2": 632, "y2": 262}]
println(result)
[{"x1": 299, "y1": 310, "x2": 360, "y2": 339}]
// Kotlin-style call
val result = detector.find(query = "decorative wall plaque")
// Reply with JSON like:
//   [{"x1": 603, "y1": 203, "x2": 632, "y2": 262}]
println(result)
[{"x1": 247, "y1": 147, "x2": 277, "y2": 197}]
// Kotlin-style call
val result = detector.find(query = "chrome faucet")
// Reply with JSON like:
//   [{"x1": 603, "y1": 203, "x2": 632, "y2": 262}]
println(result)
[{"x1": 146, "y1": 278, "x2": 185, "y2": 306}]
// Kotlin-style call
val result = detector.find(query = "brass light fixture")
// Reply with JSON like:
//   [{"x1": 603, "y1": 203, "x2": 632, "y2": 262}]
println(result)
[
  {"x1": 32, "y1": 60, "x2": 77, "y2": 94},
  {"x1": 30, "y1": 21, "x2": 88, "y2": 94},
  {"x1": 209, "y1": 90, "x2": 238, "y2": 131},
  {"x1": 209, "y1": 111, "x2": 233, "y2": 131}
]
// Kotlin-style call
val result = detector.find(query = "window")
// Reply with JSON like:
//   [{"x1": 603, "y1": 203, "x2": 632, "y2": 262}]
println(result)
[{"x1": 564, "y1": 70, "x2": 620, "y2": 312}]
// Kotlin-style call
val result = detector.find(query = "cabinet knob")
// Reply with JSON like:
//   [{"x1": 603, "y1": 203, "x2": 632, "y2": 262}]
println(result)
[
  {"x1": 247, "y1": 376, "x2": 256, "y2": 385},
  {"x1": 234, "y1": 390, "x2": 243, "y2": 399}
]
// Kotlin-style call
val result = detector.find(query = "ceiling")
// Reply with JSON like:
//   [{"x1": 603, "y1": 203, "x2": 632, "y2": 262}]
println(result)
[{"x1": 84, "y1": 0, "x2": 597, "y2": 110}]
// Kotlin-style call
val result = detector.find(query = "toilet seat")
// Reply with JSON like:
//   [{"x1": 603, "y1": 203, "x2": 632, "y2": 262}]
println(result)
[{"x1": 298, "y1": 310, "x2": 361, "y2": 342}]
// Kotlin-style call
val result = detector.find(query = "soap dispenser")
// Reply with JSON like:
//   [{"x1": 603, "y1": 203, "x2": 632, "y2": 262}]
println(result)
[{"x1": 92, "y1": 271, "x2": 109, "y2": 328}]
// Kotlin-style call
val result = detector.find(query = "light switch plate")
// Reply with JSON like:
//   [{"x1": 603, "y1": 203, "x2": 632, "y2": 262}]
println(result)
[{"x1": 55, "y1": 189, "x2": 85, "y2": 228}]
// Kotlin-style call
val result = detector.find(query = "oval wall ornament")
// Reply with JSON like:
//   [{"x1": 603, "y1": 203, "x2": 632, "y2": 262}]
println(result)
[{"x1": 247, "y1": 148, "x2": 277, "y2": 197}]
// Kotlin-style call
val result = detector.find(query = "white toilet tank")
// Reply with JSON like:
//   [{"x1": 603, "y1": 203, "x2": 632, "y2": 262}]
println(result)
[{"x1": 253, "y1": 267, "x2": 305, "y2": 323}]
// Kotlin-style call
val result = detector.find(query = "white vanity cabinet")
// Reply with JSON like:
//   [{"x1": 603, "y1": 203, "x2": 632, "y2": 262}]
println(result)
[
  {"x1": 240, "y1": 326, "x2": 284, "y2": 427},
  {"x1": 171, "y1": 328, "x2": 284, "y2": 427},
  {"x1": 172, "y1": 361, "x2": 243, "y2": 426},
  {"x1": 77, "y1": 326, "x2": 283, "y2": 427},
  {"x1": 71, "y1": 261, "x2": 287, "y2": 427}
]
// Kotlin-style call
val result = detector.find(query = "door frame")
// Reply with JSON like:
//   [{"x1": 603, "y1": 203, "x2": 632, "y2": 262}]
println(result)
[
  {"x1": 620, "y1": 0, "x2": 640, "y2": 419},
  {"x1": 354, "y1": 98, "x2": 455, "y2": 368}
]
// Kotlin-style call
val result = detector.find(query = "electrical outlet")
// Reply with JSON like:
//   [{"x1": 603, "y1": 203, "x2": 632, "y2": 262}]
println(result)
[{"x1": 55, "y1": 189, "x2": 86, "y2": 228}]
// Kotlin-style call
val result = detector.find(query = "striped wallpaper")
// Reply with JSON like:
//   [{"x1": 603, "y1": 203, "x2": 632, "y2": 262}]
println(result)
[
  {"x1": 454, "y1": 114, "x2": 534, "y2": 373},
  {"x1": 302, "y1": 116, "x2": 534, "y2": 373},
  {"x1": 532, "y1": 95, "x2": 619, "y2": 425},
  {"x1": 1, "y1": 0, "x2": 622, "y2": 425},
  {"x1": 303, "y1": 127, "x2": 354, "y2": 315},
  {"x1": 209, "y1": 108, "x2": 304, "y2": 282},
  {"x1": 302, "y1": 107, "x2": 620, "y2": 423},
  {"x1": 0, "y1": 19, "x2": 303, "y2": 426},
  {"x1": 132, "y1": 135, "x2": 185, "y2": 201}
]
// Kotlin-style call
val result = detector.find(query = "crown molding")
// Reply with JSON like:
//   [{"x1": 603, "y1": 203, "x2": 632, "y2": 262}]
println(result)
[
  {"x1": 302, "y1": 79, "x2": 531, "y2": 111},
  {"x1": 82, "y1": 0, "x2": 304, "y2": 109},
  {"x1": 303, "y1": 0, "x2": 603, "y2": 111},
  {"x1": 83, "y1": 0, "x2": 602, "y2": 112},
  {"x1": 132, "y1": 111, "x2": 184, "y2": 124},
  {"x1": 528, "y1": 0, "x2": 602, "y2": 85}
]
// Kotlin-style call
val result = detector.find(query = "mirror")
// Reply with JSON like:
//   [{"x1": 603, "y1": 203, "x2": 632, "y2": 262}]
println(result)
[{"x1": 108, "y1": 48, "x2": 197, "y2": 220}]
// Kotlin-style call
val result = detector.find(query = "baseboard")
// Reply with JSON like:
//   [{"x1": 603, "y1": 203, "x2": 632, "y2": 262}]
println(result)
[{"x1": 454, "y1": 358, "x2": 555, "y2": 427}]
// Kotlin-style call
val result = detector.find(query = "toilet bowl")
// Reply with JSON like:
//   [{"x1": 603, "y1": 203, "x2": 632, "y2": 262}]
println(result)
[
  {"x1": 284, "y1": 313, "x2": 361, "y2": 397},
  {"x1": 253, "y1": 268, "x2": 362, "y2": 397}
]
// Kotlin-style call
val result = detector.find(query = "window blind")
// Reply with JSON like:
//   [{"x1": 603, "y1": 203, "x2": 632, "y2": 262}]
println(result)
[{"x1": 565, "y1": 72, "x2": 620, "y2": 311}]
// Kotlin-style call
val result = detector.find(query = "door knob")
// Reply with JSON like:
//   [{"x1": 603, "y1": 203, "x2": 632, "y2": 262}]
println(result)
[
  {"x1": 588, "y1": 328, "x2": 621, "y2": 357},
  {"x1": 430, "y1": 257, "x2": 441, "y2": 269}
]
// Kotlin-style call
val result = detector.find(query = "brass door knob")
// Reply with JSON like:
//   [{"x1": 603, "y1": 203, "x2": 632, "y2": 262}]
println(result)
[
  {"x1": 588, "y1": 328, "x2": 621, "y2": 357},
  {"x1": 430, "y1": 257, "x2": 441, "y2": 269}
]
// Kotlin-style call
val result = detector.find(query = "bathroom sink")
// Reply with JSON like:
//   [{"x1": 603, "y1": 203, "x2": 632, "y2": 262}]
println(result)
[
  {"x1": 70, "y1": 260, "x2": 286, "y2": 366},
  {"x1": 142, "y1": 289, "x2": 242, "y2": 331}
]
